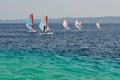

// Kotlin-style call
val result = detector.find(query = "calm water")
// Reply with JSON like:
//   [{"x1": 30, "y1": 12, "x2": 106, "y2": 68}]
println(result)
[{"x1": 0, "y1": 23, "x2": 120, "y2": 80}]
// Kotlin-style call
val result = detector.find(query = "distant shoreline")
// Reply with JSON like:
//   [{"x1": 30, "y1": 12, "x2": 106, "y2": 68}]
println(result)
[{"x1": 0, "y1": 16, "x2": 120, "y2": 23}]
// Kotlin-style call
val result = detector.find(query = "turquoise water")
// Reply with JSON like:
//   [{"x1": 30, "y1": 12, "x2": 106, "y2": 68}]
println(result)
[
  {"x1": 0, "y1": 50, "x2": 120, "y2": 80},
  {"x1": 0, "y1": 23, "x2": 120, "y2": 79}
]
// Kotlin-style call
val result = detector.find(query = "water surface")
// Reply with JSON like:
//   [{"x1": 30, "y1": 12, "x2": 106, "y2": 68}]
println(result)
[{"x1": 0, "y1": 23, "x2": 120, "y2": 80}]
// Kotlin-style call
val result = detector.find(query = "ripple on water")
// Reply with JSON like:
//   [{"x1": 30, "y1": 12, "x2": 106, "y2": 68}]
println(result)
[{"x1": 0, "y1": 23, "x2": 120, "y2": 79}]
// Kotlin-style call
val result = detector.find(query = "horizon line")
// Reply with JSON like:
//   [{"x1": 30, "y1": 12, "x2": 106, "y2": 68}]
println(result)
[{"x1": 0, "y1": 16, "x2": 120, "y2": 20}]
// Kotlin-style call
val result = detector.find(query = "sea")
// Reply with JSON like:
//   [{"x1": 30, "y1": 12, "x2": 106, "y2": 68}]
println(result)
[{"x1": 0, "y1": 23, "x2": 120, "y2": 80}]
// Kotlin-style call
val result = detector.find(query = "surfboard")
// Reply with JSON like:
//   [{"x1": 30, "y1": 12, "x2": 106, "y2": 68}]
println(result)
[
  {"x1": 28, "y1": 30, "x2": 36, "y2": 33},
  {"x1": 39, "y1": 32, "x2": 53, "y2": 35}
]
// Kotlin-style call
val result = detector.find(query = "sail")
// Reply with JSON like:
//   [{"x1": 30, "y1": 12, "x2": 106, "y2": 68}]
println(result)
[
  {"x1": 30, "y1": 14, "x2": 34, "y2": 28},
  {"x1": 79, "y1": 20, "x2": 82, "y2": 27},
  {"x1": 44, "y1": 16, "x2": 48, "y2": 27},
  {"x1": 75, "y1": 19, "x2": 82, "y2": 30},
  {"x1": 39, "y1": 18, "x2": 45, "y2": 31},
  {"x1": 39, "y1": 16, "x2": 50, "y2": 32},
  {"x1": 26, "y1": 14, "x2": 34, "y2": 30},
  {"x1": 96, "y1": 22, "x2": 102, "y2": 29},
  {"x1": 63, "y1": 20, "x2": 70, "y2": 30},
  {"x1": 44, "y1": 16, "x2": 50, "y2": 30}
]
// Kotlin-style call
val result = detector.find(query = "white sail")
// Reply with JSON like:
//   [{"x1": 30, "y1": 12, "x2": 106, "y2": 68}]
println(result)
[
  {"x1": 96, "y1": 22, "x2": 102, "y2": 29},
  {"x1": 75, "y1": 20, "x2": 82, "y2": 30},
  {"x1": 63, "y1": 20, "x2": 70, "y2": 30}
]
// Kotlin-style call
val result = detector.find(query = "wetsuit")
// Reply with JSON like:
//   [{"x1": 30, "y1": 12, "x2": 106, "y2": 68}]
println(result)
[{"x1": 43, "y1": 26, "x2": 46, "y2": 32}]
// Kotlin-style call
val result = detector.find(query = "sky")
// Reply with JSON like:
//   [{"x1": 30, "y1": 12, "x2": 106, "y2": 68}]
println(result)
[{"x1": 0, "y1": 0, "x2": 120, "y2": 20}]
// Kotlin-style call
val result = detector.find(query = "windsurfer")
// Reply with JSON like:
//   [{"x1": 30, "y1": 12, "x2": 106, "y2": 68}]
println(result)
[
  {"x1": 43, "y1": 25, "x2": 46, "y2": 32},
  {"x1": 96, "y1": 22, "x2": 102, "y2": 29}
]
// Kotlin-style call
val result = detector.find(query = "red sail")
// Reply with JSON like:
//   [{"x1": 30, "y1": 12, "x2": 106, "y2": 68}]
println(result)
[
  {"x1": 44, "y1": 16, "x2": 48, "y2": 28},
  {"x1": 30, "y1": 14, "x2": 34, "y2": 28}
]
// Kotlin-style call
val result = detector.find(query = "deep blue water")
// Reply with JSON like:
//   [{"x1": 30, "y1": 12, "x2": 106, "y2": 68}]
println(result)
[{"x1": 0, "y1": 23, "x2": 120, "y2": 80}]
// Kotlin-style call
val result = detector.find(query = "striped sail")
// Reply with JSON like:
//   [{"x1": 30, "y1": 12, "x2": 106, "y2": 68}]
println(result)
[
  {"x1": 26, "y1": 14, "x2": 34, "y2": 30},
  {"x1": 39, "y1": 16, "x2": 50, "y2": 32}
]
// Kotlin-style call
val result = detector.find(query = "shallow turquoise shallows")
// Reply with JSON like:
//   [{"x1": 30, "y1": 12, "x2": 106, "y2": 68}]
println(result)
[{"x1": 0, "y1": 50, "x2": 120, "y2": 80}]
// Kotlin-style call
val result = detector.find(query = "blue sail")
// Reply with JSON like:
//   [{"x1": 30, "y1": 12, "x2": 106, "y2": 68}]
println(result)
[
  {"x1": 39, "y1": 18, "x2": 45, "y2": 31},
  {"x1": 75, "y1": 23, "x2": 79, "y2": 29},
  {"x1": 26, "y1": 16, "x2": 32, "y2": 30}
]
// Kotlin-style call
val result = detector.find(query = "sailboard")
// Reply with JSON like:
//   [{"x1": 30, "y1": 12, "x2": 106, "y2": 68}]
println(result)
[
  {"x1": 75, "y1": 19, "x2": 82, "y2": 30},
  {"x1": 63, "y1": 19, "x2": 70, "y2": 30},
  {"x1": 96, "y1": 22, "x2": 102, "y2": 29},
  {"x1": 39, "y1": 16, "x2": 53, "y2": 34},
  {"x1": 26, "y1": 13, "x2": 36, "y2": 32},
  {"x1": 39, "y1": 32, "x2": 53, "y2": 35}
]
